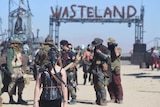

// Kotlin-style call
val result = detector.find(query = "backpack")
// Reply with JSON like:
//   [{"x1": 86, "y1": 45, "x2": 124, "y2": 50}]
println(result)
[
  {"x1": 35, "y1": 45, "x2": 59, "y2": 66},
  {"x1": 35, "y1": 47, "x2": 49, "y2": 66}
]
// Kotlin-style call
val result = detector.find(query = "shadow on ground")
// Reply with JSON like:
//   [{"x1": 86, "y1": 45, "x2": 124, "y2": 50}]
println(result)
[
  {"x1": 137, "y1": 90, "x2": 160, "y2": 93},
  {"x1": 3, "y1": 100, "x2": 33, "y2": 106},
  {"x1": 123, "y1": 73, "x2": 160, "y2": 79},
  {"x1": 76, "y1": 100, "x2": 94, "y2": 105}
]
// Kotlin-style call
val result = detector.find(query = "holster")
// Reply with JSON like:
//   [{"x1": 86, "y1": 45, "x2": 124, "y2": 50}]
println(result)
[
  {"x1": 102, "y1": 63, "x2": 108, "y2": 71},
  {"x1": 102, "y1": 63, "x2": 109, "y2": 78}
]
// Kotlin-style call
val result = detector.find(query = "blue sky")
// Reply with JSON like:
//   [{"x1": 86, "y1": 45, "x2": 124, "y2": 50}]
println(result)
[{"x1": 0, "y1": 0, "x2": 160, "y2": 53}]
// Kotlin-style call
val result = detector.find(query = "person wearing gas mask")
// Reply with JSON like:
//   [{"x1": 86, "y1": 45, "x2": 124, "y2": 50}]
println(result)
[
  {"x1": 107, "y1": 37, "x2": 123, "y2": 104},
  {"x1": 33, "y1": 36, "x2": 68, "y2": 107}
]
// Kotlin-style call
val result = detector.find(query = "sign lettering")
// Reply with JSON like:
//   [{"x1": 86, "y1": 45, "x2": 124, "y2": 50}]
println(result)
[{"x1": 51, "y1": 4, "x2": 137, "y2": 19}]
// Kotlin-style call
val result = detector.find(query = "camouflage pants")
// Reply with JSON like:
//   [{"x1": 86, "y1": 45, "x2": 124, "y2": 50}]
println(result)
[
  {"x1": 83, "y1": 64, "x2": 91, "y2": 78},
  {"x1": 8, "y1": 68, "x2": 25, "y2": 96},
  {"x1": 67, "y1": 71, "x2": 77, "y2": 100},
  {"x1": 92, "y1": 68, "x2": 108, "y2": 101}
]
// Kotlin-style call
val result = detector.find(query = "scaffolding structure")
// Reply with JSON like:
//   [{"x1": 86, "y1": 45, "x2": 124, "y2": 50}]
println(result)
[
  {"x1": 8, "y1": 0, "x2": 33, "y2": 42},
  {"x1": 0, "y1": 17, "x2": 7, "y2": 42}
]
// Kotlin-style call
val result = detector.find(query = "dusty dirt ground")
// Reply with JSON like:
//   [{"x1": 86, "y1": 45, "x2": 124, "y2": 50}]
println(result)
[{"x1": 1, "y1": 62, "x2": 160, "y2": 107}]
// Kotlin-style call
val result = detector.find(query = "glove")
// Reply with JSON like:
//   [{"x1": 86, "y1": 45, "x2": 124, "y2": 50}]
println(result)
[{"x1": 38, "y1": 65, "x2": 46, "y2": 73}]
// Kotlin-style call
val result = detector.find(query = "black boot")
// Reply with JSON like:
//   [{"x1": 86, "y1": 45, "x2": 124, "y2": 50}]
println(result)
[
  {"x1": 9, "y1": 96, "x2": 16, "y2": 104},
  {"x1": 17, "y1": 94, "x2": 27, "y2": 105},
  {"x1": 69, "y1": 98, "x2": 76, "y2": 104},
  {"x1": 83, "y1": 79, "x2": 87, "y2": 85},
  {"x1": 83, "y1": 73, "x2": 87, "y2": 85}
]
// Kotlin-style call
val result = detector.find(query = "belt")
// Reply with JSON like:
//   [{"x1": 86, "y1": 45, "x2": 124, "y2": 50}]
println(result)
[
  {"x1": 13, "y1": 65, "x2": 22, "y2": 68},
  {"x1": 96, "y1": 60, "x2": 101, "y2": 65},
  {"x1": 42, "y1": 86, "x2": 61, "y2": 89}
]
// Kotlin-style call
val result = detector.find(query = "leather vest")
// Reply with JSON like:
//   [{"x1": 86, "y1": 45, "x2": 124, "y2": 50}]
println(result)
[{"x1": 40, "y1": 71, "x2": 62, "y2": 100}]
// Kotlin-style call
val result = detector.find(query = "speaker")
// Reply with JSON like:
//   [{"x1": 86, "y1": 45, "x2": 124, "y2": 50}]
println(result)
[{"x1": 133, "y1": 43, "x2": 146, "y2": 53}]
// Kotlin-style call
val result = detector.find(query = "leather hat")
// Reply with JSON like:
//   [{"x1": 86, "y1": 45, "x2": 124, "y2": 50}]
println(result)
[
  {"x1": 43, "y1": 41, "x2": 55, "y2": 46},
  {"x1": 43, "y1": 35, "x2": 55, "y2": 46},
  {"x1": 91, "y1": 38, "x2": 103, "y2": 46},
  {"x1": 107, "y1": 37, "x2": 116, "y2": 43}
]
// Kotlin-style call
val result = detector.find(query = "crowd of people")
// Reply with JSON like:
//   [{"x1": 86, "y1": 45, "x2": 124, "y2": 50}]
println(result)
[{"x1": 0, "y1": 36, "x2": 124, "y2": 107}]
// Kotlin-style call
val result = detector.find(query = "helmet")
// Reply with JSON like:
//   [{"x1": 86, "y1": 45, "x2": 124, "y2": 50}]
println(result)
[{"x1": 11, "y1": 38, "x2": 22, "y2": 44}]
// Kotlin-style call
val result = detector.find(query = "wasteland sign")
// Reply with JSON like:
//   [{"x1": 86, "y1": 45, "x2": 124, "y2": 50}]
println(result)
[{"x1": 51, "y1": 4, "x2": 137, "y2": 19}]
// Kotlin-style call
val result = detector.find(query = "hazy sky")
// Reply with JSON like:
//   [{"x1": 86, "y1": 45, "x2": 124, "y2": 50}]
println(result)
[{"x1": 0, "y1": 0, "x2": 160, "y2": 53}]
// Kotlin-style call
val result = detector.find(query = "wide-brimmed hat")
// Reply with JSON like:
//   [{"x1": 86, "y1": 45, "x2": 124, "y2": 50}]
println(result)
[
  {"x1": 11, "y1": 38, "x2": 22, "y2": 44},
  {"x1": 107, "y1": 37, "x2": 115, "y2": 43},
  {"x1": 43, "y1": 40, "x2": 55, "y2": 46},
  {"x1": 43, "y1": 35, "x2": 55, "y2": 46},
  {"x1": 91, "y1": 38, "x2": 103, "y2": 46}
]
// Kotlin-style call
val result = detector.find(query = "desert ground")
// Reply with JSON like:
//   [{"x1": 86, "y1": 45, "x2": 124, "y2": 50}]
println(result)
[{"x1": 1, "y1": 61, "x2": 160, "y2": 107}]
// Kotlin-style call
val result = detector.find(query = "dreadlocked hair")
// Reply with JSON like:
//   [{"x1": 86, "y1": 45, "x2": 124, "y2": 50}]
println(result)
[{"x1": 10, "y1": 44, "x2": 20, "y2": 52}]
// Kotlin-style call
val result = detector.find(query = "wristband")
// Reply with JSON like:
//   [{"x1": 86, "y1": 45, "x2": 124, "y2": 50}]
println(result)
[
  {"x1": 63, "y1": 100, "x2": 67, "y2": 103},
  {"x1": 33, "y1": 101, "x2": 39, "y2": 105}
]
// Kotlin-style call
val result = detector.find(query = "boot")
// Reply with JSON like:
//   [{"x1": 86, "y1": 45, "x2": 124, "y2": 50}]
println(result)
[
  {"x1": 9, "y1": 96, "x2": 16, "y2": 104},
  {"x1": 17, "y1": 94, "x2": 27, "y2": 105},
  {"x1": 83, "y1": 79, "x2": 87, "y2": 85},
  {"x1": 100, "y1": 99, "x2": 107, "y2": 106},
  {"x1": 95, "y1": 99, "x2": 100, "y2": 105},
  {"x1": 0, "y1": 96, "x2": 2, "y2": 107},
  {"x1": 83, "y1": 74, "x2": 87, "y2": 85},
  {"x1": 116, "y1": 99, "x2": 123, "y2": 104},
  {"x1": 69, "y1": 98, "x2": 76, "y2": 104}
]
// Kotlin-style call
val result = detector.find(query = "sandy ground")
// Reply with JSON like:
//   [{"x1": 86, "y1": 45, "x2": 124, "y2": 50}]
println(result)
[{"x1": 1, "y1": 62, "x2": 160, "y2": 107}]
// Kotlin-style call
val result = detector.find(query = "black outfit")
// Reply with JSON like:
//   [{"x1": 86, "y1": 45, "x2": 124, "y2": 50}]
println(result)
[
  {"x1": 39, "y1": 99, "x2": 61, "y2": 107},
  {"x1": 39, "y1": 69, "x2": 62, "y2": 107}
]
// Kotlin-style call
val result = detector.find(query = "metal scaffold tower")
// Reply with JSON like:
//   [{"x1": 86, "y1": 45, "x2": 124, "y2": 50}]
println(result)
[
  {"x1": 8, "y1": 0, "x2": 33, "y2": 42},
  {"x1": 0, "y1": 17, "x2": 7, "y2": 42},
  {"x1": 135, "y1": 6, "x2": 144, "y2": 44}
]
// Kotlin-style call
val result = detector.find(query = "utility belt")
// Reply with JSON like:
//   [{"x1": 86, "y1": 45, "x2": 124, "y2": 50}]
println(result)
[
  {"x1": 83, "y1": 60, "x2": 92, "y2": 66},
  {"x1": 94, "y1": 60, "x2": 106, "y2": 68},
  {"x1": 94, "y1": 60, "x2": 108, "y2": 72},
  {"x1": 96, "y1": 60, "x2": 106, "y2": 65},
  {"x1": 13, "y1": 65, "x2": 22, "y2": 68},
  {"x1": 42, "y1": 86, "x2": 61, "y2": 89}
]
